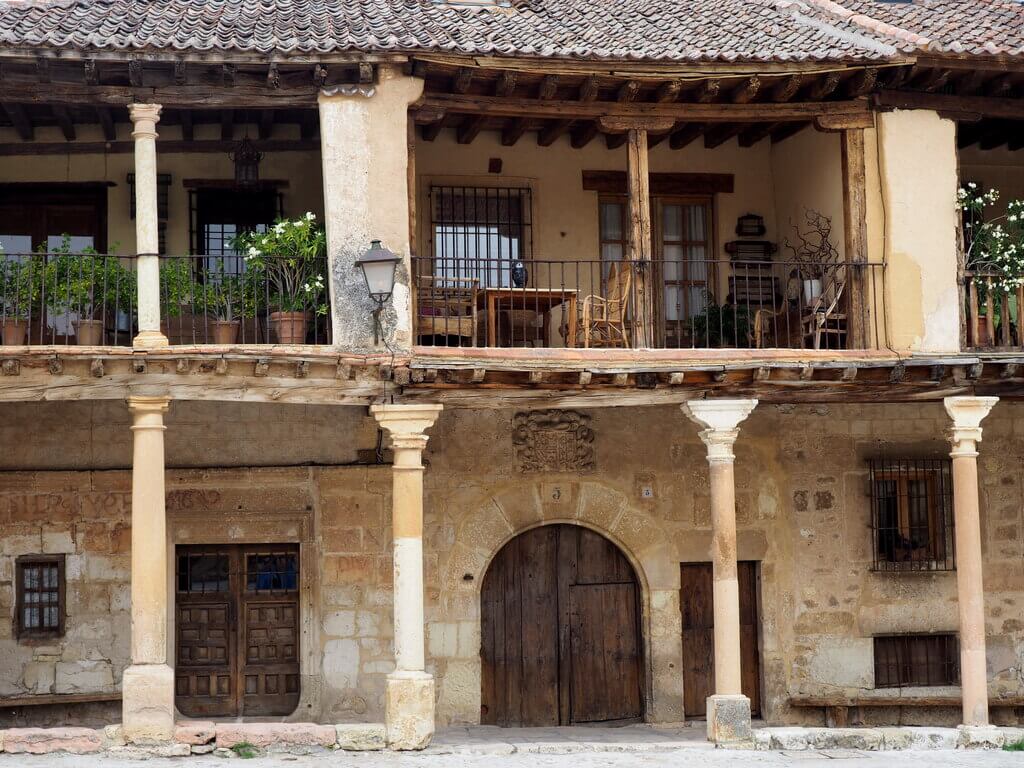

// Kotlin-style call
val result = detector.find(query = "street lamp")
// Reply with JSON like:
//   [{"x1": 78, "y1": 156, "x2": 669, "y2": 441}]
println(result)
[{"x1": 355, "y1": 240, "x2": 401, "y2": 345}]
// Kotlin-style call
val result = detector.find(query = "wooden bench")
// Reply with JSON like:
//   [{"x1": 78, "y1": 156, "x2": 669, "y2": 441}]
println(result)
[
  {"x1": 790, "y1": 695, "x2": 1024, "y2": 727},
  {"x1": 0, "y1": 692, "x2": 121, "y2": 708}
]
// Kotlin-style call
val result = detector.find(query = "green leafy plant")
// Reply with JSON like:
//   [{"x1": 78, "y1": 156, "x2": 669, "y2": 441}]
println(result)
[
  {"x1": 203, "y1": 259, "x2": 257, "y2": 321},
  {"x1": 47, "y1": 237, "x2": 135, "y2": 319},
  {"x1": 1004, "y1": 739, "x2": 1024, "y2": 752},
  {"x1": 960, "y1": 184, "x2": 1024, "y2": 294},
  {"x1": 159, "y1": 258, "x2": 197, "y2": 319},
  {"x1": 688, "y1": 296, "x2": 752, "y2": 348},
  {"x1": 233, "y1": 213, "x2": 328, "y2": 316},
  {"x1": 229, "y1": 741, "x2": 260, "y2": 759},
  {"x1": 0, "y1": 252, "x2": 44, "y2": 319}
]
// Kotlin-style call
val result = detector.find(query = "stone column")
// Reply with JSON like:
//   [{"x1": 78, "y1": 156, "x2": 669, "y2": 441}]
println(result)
[
  {"x1": 681, "y1": 399, "x2": 758, "y2": 744},
  {"x1": 123, "y1": 396, "x2": 174, "y2": 743},
  {"x1": 370, "y1": 403, "x2": 443, "y2": 750},
  {"x1": 128, "y1": 104, "x2": 167, "y2": 350},
  {"x1": 944, "y1": 396, "x2": 998, "y2": 727},
  {"x1": 319, "y1": 66, "x2": 424, "y2": 351}
]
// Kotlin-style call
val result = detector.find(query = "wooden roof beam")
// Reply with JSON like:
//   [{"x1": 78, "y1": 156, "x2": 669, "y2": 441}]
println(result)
[
  {"x1": 985, "y1": 73, "x2": 1015, "y2": 98},
  {"x1": 695, "y1": 79, "x2": 721, "y2": 103},
  {"x1": 84, "y1": 59, "x2": 99, "y2": 86},
  {"x1": 456, "y1": 115, "x2": 487, "y2": 145},
  {"x1": 128, "y1": 59, "x2": 143, "y2": 88},
  {"x1": 669, "y1": 123, "x2": 705, "y2": 150},
  {"x1": 704, "y1": 123, "x2": 744, "y2": 149},
  {"x1": 220, "y1": 108, "x2": 234, "y2": 141},
  {"x1": 844, "y1": 67, "x2": 878, "y2": 98},
  {"x1": 875, "y1": 90, "x2": 1024, "y2": 121},
  {"x1": 540, "y1": 76, "x2": 599, "y2": 148},
  {"x1": 96, "y1": 107, "x2": 116, "y2": 141},
  {"x1": 3, "y1": 103, "x2": 33, "y2": 141},
  {"x1": 770, "y1": 122, "x2": 808, "y2": 144},
  {"x1": 570, "y1": 122, "x2": 598, "y2": 149},
  {"x1": 453, "y1": 67, "x2": 474, "y2": 94},
  {"x1": 656, "y1": 80, "x2": 683, "y2": 103},
  {"x1": 806, "y1": 72, "x2": 840, "y2": 100},
  {"x1": 502, "y1": 75, "x2": 558, "y2": 147},
  {"x1": 180, "y1": 109, "x2": 194, "y2": 142},
  {"x1": 771, "y1": 74, "x2": 803, "y2": 102},
  {"x1": 258, "y1": 109, "x2": 274, "y2": 139},
  {"x1": 738, "y1": 122, "x2": 776, "y2": 147},
  {"x1": 266, "y1": 62, "x2": 280, "y2": 89},
  {"x1": 730, "y1": 76, "x2": 760, "y2": 104},
  {"x1": 52, "y1": 105, "x2": 75, "y2": 141},
  {"x1": 617, "y1": 80, "x2": 641, "y2": 103}
]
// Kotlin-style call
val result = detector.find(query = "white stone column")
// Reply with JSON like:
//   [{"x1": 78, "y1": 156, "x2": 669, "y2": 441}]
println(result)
[
  {"x1": 128, "y1": 104, "x2": 167, "y2": 350},
  {"x1": 681, "y1": 399, "x2": 758, "y2": 744},
  {"x1": 123, "y1": 396, "x2": 174, "y2": 743},
  {"x1": 371, "y1": 403, "x2": 442, "y2": 750},
  {"x1": 944, "y1": 396, "x2": 998, "y2": 727},
  {"x1": 319, "y1": 66, "x2": 424, "y2": 352}
]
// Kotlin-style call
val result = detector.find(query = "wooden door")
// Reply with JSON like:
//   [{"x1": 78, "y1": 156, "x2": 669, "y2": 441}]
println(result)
[
  {"x1": 175, "y1": 544, "x2": 300, "y2": 718},
  {"x1": 480, "y1": 525, "x2": 643, "y2": 727},
  {"x1": 679, "y1": 561, "x2": 761, "y2": 718}
]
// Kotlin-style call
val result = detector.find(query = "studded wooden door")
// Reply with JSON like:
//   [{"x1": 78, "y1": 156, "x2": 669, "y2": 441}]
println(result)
[{"x1": 175, "y1": 545, "x2": 300, "y2": 718}]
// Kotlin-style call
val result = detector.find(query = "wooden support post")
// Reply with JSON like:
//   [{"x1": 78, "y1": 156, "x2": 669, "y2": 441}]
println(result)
[
  {"x1": 841, "y1": 128, "x2": 869, "y2": 348},
  {"x1": 627, "y1": 127, "x2": 653, "y2": 349}
]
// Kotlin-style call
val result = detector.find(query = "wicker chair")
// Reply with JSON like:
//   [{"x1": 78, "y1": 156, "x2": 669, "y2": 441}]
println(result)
[
  {"x1": 576, "y1": 261, "x2": 633, "y2": 349},
  {"x1": 415, "y1": 276, "x2": 479, "y2": 346}
]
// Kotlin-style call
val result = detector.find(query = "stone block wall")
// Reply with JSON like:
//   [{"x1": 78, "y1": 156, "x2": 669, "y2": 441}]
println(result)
[{"x1": 0, "y1": 399, "x2": 1021, "y2": 728}]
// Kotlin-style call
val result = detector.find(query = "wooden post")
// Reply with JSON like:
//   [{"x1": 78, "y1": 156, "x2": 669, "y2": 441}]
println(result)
[
  {"x1": 627, "y1": 127, "x2": 652, "y2": 348},
  {"x1": 841, "y1": 128, "x2": 868, "y2": 349}
]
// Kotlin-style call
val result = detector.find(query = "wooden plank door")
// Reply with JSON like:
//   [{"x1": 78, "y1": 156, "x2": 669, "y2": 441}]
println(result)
[
  {"x1": 680, "y1": 561, "x2": 761, "y2": 718},
  {"x1": 481, "y1": 524, "x2": 643, "y2": 727},
  {"x1": 175, "y1": 544, "x2": 300, "y2": 718}
]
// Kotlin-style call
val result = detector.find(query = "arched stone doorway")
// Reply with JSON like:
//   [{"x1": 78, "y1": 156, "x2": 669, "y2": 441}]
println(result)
[{"x1": 480, "y1": 524, "x2": 644, "y2": 726}]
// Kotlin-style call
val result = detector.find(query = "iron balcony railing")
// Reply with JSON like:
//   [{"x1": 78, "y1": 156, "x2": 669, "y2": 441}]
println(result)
[
  {"x1": 962, "y1": 269, "x2": 1023, "y2": 350},
  {"x1": 411, "y1": 255, "x2": 885, "y2": 351},
  {"x1": 0, "y1": 252, "x2": 331, "y2": 346}
]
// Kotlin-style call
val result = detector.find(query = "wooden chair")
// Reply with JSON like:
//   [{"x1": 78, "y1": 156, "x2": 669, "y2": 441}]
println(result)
[
  {"x1": 415, "y1": 276, "x2": 479, "y2": 346},
  {"x1": 577, "y1": 261, "x2": 633, "y2": 349},
  {"x1": 802, "y1": 268, "x2": 848, "y2": 350}
]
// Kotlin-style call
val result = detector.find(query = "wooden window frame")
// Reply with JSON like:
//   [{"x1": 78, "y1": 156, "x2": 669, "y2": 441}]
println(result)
[
  {"x1": 869, "y1": 459, "x2": 954, "y2": 572},
  {"x1": 0, "y1": 183, "x2": 109, "y2": 254},
  {"x1": 873, "y1": 633, "x2": 959, "y2": 689},
  {"x1": 15, "y1": 554, "x2": 66, "y2": 640}
]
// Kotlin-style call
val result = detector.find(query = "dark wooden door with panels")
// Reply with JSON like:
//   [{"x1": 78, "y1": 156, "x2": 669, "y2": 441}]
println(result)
[{"x1": 175, "y1": 544, "x2": 300, "y2": 718}]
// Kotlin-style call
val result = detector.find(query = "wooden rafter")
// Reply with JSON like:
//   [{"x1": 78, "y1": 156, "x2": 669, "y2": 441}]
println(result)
[
  {"x1": 844, "y1": 67, "x2": 878, "y2": 97},
  {"x1": 96, "y1": 107, "x2": 116, "y2": 141},
  {"x1": 730, "y1": 76, "x2": 760, "y2": 104},
  {"x1": 180, "y1": 109, "x2": 194, "y2": 141},
  {"x1": 875, "y1": 89, "x2": 1024, "y2": 120},
  {"x1": 258, "y1": 109, "x2": 274, "y2": 139},
  {"x1": 738, "y1": 122, "x2": 776, "y2": 147},
  {"x1": 770, "y1": 122, "x2": 808, "y2": 144},
  {"x1": 668, "y1": 123, "x2": 705, "y2": 150},
  {"x1": 220, "y1": 109, "x2": 234, "y2": 141},
  {"x1": 502, "y1": 75, "x2": 558, "y2": 146},
  {"x1": 2, "y1": 103, "x2": 33, "y2": 140},
  {"x1": 771, "y1": 74, "x2": 803, "y2": 102},
  {"x1": 806, "y1": 72, "x2": 840, "y2": 100},
  {"x1": 703, "y1": 123, "x2": 743, "y2": 149},
  {"x1": 51, "y1": 105, "x2": 76, "y2": 141}
]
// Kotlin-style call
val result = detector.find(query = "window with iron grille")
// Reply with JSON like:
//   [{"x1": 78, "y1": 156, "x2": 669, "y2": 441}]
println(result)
[
  {"x1": 15, "y1": 555, "x2": 65, "y2": 638},
  {"x1": 874, "y1": 633, "x2": 959, "y2": 688},
  {"x1": 429, "y1": 186, "x2": 533, "y2": 288},
  {"x1": 869, "y1": 458, "x2": 954, "y2": 572}
]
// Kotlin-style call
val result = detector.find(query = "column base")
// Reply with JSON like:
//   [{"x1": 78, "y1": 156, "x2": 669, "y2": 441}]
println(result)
[
  {"x1": 122, "y1": 664, "x2": 175, "y2": 744},
  {"x1": 706, "y1": 694, "x2": 751, "y2": 745},
  {"x1": 385, "y1": 671, "x2": 434, "y2": 751},
  {"x1": 133, "y1": 330, "x2": 169, "y2": 349}
]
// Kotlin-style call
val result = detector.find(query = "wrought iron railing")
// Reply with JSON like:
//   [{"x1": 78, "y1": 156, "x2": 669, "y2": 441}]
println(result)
[
  {"x1": 411, "y1": 255, "x2": 885, "y2": 351},
  {"x1": 962, "y1": 269, "x2": 1022, "y2": 350},
  {"x1": 0, "y1": 251, "x2": 331, "y2": 346}
]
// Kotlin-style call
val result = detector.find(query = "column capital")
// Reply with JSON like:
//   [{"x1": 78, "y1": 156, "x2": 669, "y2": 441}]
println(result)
[
  {"x1": 371, "y1": 404, "x2": 442, "y2": 439},
  {"x1": 944, "y1": 396, "x2": 998, "y2": 457},
  {"x1": 682, "y1": 400, "x2": 757, "y2": 463},
  {"x1": 128, "y1": 103, "x2": 162, "y2": 138},
  {"x1": 127, "y1": 395, "x2": 171, "y2": 415}
]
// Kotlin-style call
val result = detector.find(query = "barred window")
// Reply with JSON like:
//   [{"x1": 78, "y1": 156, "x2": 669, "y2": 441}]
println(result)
[
  {"x1": 874, "y1": 634, "x2": 959, "y2": 688},
  {"x1": 869, "y1": 458, "x2": 954, "y2": 571},
  {"x1": 16, "y1": 555, "x2": 65, "y2": 638}
]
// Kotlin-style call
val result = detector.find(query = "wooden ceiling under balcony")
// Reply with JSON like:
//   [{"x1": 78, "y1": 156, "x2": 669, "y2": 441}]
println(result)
[{"x1": 0, "y1": 55, "x2": 1020, "y2": 153}]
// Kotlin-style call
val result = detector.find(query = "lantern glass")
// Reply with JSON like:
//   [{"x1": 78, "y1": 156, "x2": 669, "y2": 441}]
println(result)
[
  {"x1": 232, "y1": 137, "x2": 262, "y2": 186},
  {"x1": 356, "y1": 240, "x2": 400, "y2": 302}
]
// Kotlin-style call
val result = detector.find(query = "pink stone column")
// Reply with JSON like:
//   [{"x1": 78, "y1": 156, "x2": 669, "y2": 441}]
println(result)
[
  {"x1": 681, "y1": 399, "x2": 757, "y2": 745},
  {"x1": 944, "y1": 396, "x2": 998, "y2": 727}
]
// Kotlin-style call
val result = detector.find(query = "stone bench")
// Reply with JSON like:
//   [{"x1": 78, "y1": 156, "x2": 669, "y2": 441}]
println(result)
[{"x1": 789, "y1": 695, "x2": 1024, "y2": 727}]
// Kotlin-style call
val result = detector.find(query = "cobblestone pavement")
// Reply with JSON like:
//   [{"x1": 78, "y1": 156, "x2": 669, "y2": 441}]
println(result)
[{"x1": 1, "y1": 748, "x2": 1022, "y2": 767}]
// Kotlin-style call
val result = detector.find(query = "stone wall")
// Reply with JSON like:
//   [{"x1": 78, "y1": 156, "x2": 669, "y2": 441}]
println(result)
[{"x1": 0, "y1": 400, "x2": 1022, "y2": 727}]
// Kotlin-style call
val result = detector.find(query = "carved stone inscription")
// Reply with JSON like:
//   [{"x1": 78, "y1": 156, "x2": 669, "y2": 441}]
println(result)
[{"x1": 512, "y1": 411, "x2": 595, "y2": 473}]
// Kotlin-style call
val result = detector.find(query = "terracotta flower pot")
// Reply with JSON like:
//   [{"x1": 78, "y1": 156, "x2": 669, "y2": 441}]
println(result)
[
  {"x1": 74, "y1": 318, "x2": 105, "y2": 346},
  {"x1": 1, "y1": 318, "x2": 28, "y2": 346},
  {"x1": 211, "y1": 319, "x2": 241, "y2": 345},
  {"x1": 269, "y1": 311, "x2": 309, "y2": 345}
]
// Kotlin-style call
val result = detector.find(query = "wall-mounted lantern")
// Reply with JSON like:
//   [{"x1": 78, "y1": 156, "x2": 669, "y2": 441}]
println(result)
[{"x1": 355, "y1": 240, "x2": 401, "y2": 344}]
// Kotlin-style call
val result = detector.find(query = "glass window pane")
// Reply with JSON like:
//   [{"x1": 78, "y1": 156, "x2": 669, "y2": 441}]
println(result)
[
  {"x1": 44, "y1": 606, "x2": 59, "y2": 628},
  {"x1": 24, "y1": 607, "x2": 39, "y2": 628},
  {"x1": 186, "y1": 555, "x2": 229, "y2": 593},
  {"x1": 600, "y1": 202, "x2": 623, "y2": 242},
  {"x1": 47, "y1": 235, "x2": 95, "y2": 253},
  {"x1": 246, "y1": 553, "x2": 298, "y2": 592},
  {"x1": 23, "y1": 567, "x2": 39, "y2": 589},
  {"x1": 0, "y1": 235, "x2": 33, "y2": 254},
  {"x1": 685, "y1": 205, "x2": 707, "y2": 241},
  {"x1": 662, "y1": 205, "x2": 682, "y2": 241},
  {"x1": 43, "y1": 565, "x2": 58, "y2": 589}
]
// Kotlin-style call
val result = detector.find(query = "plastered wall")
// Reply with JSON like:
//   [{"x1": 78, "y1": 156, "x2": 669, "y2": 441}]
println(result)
[{"x1": 1, "y1": 399, "x2": 1022, "y2": 727}]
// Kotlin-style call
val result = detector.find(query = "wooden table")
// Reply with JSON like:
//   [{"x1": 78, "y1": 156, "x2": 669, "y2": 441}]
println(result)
[{"x1": 479, "y1": 288, "x2": 578, "y2": 348}]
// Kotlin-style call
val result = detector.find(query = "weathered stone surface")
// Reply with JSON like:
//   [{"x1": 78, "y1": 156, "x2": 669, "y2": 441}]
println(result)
[
  {"x1": 214, "y1": 723, "x2": 337, "y2": 749},
  {"x1": 878, "y1": 727, "x2": 913, "y2": 750},
  {"x1": 957, "y1": 725, "x2": 1004, "y2": 749},
  {"x1": 102, "y1": 724, "x2": 127, "y2": 748},
  {"x1": 3, "y1": 727, "x2": 103, "y2": 754},
  {"x1": 122, "y1": 664, "x2": 175, "y2": 743},
  {"x1": 706, "y1": 695, "x2": 751, "y2": 745},
  {"x1": 906, "y1": 728, "x2": 959, "y2": 750},
  {"x1": 109, "y1": 742, "x2": 192, "y2": 758},
  {"x1": 764, "y1": 728, "x2": 811, "y2": 751},
  {"x1": 191, "y1": 743, "x2": 217, "y2": 754},
  {"x1": 335, "y1": 723, "x2": 386, "y2": 751},
  {"x1": 386, "y1": 674, "x2": 435, "y2": 750},
  {"x1": 175, "y1": 721, "x2": 216, "y2": 745}
]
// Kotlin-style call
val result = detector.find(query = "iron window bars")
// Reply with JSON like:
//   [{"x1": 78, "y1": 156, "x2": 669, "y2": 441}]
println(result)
[
  {"x1": 869, "y1": 457, "x2": 954, "y2": 572},
  {"x1": 874, "y1": 633, "x2": 959, "y2": 688},
  {"x1": 16, "y1": 554, "x2": 65, "y2": 638}
]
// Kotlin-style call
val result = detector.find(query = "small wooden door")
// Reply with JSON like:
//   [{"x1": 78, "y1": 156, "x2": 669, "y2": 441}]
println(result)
[
  {"x1": 175, "y1": 544, "x2": 300, "y2": 718},
  {"x1": 680, "y1": 561, "x2": 761, "y2": 718},
  {"x1": 481, "y1": 525, "x2": 643, "y2": 727}
]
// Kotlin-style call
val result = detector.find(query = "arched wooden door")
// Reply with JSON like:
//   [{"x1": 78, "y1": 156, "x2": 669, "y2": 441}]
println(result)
[{"x1": 480, "y1": 524, "x2": 643, "y2": 726}]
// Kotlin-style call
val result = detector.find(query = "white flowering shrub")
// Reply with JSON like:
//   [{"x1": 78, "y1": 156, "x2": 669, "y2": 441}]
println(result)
[
  {"x1": 234, "y1": 213, "x2": 328, "y2": 315},
  {"x1": 959, "y1": 183, "x2": 1024, "y2": 295}
]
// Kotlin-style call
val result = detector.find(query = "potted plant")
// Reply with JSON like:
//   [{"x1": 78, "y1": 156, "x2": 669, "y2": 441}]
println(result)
[
  {"x1": 784, "y1": 209, "x2": 839, "y2": 304},
  {"x1": 48, "y1": 241, "x2": 134, "y2": 345},
  {"x1": 688, "y1": 294, "x2": 752, "y2": 348},
  {"x1": 234, "y1": 213, "x2": 327, "y2": 345},
  {"x1": 959, "y1": 184, "x2": 1024, "y2": 345},
  {"x1": 203, "y1": 258, "x2": 256, "y2": 345},
  {"x1": 0, "y1": 252, "x2": 43, "y2": 345}
]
